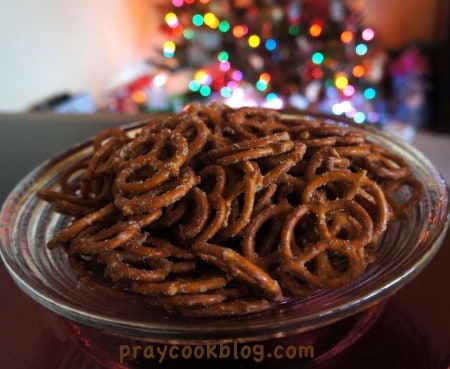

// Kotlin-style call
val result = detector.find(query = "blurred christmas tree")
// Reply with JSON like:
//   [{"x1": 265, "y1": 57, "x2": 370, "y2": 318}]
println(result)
[{"x1": 153, "y1": 0, "x2": 387, "y2": 123}]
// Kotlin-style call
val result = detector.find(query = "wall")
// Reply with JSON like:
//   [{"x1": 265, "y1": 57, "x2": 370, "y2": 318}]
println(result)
[
  {"x1": 0, "y1": 0, "x2": 440, "y2": 112},
  {"x1": 0, "y1": 0, "x2": 159, "y2": 111},
  {"x1": 360, "y1": 0, "x2": 439, "y2": 49}
]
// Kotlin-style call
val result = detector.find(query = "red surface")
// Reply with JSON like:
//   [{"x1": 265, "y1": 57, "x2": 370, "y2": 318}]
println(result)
[{"x1": 1, "y1": 230, "x2": 449, "y2": 369}]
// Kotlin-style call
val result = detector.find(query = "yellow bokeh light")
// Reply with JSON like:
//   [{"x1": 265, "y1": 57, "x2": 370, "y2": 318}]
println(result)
[
  {"x1": 194, "y1": 70, "x2": 209, "y2": 84},
  {"x1": 163, "y1": 40, "x2": 176, "y2": 52},
  {"x1": 335, "y1": 75, "x2": 349, "y2": 89},
  {"x1": 248, "y1": 35, "x2": 261, "y2": 48},
  {"x1": 165, "y1": 12, "x2": 179, "y2": 28},
  {"x1": 204, "y1": 12, "x2": 219, "y2": 29}
]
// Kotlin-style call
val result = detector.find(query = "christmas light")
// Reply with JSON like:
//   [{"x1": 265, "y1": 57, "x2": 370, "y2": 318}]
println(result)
[
  {"x1": 256, "y1": 80, "x2": 268, "y2": 91},
  {"x1": 312, "y1": 52, "x2": 324, "y2": 64},
  {"x1": 227, "y1": 81, "x2": 238, "y2": 90},
  {"x1": 266, "y1": 92, "x2": 278, "y2": 101},
  {"x1": 189, "y1": 80, "x2": 201, "y2": 92},
  {"x1": 256, "y1": 73, "x2": 270, "y2": 90},
  {"x1": 220, "y1": 86, "x2": 232, "y2": 98},
  {"x1": 231, "y1": 70, "x2": 243, "y2": 81},
  {"x1": 265, "y1": 38, "x2": 277, "y2": 51},
  {"x1": 172, "y1": 0, "x2": 183, "y2": 7},
  {"x1": 289, "y1": 25, "x2": 300, "y2": 36},
  {"x1": 264, "y1": 93, "x2": 284, "y2": 109},
  {"x1": 232, "y1": 25, "x2": 248, "y2": 38},
  {"x1": 199, "y1": 85, "x2": 211, "y2": 97},
  {"x1": 311, "y1": 67, "x2": 323, "y2": 79},
  {"x1": 332, "y1": 103, "x2": 344, "y2": 115},
  {"x1": 163, "y1": 41, "x2": 176, "y2": 58},
  {"x1": 218, "y1": 20, "x2": 230, "y2": 33},
  {"x1": 340, "y1": 30, "x2": 354, "y2": 43},
  {"x1": 204, "y1": 12, "x2": 219, "y2": 29},
  {"x1": 353, "y1": 112, "x2": 366, "y2": 123},
  {"x1": 225, "y1": 87, "x2": 257, "y2": 108},
  {"x1": 362, "y1": 28, "x2": 375, "y2": 41},
  {"x1": 155, "y1": 0, "x2": 385, "y2": 121},
  {"x1": 352, "y1": 65, "x2": 365, "y2": 78},
  {"x1": 165, "y1": 12, "x2": 179, "y2": 28},
  {"x1": 192, "y1": 14, "x2": 204, "y2": 27},
  {"x1": 219, "y1": 61, "x2": 231, "y2": 71},
  {"x1": 335, "y1": 75, "x2": 349, "y2": 89},
  {"x1": 259, "y1": 72, "x2": 270, "y2": 83},
  {"x1": 343, "y1": 85, "x2": 355, "y2": 96},
  {"x1": 217, "y1": 51, "x2": 229, "y2": 62},
  {"x1": 364, "y1": 87, "x2": 376, "y2": 99},
  {"x1": 355, "y1": 43, "x2": 368, "y2": 56},
  {"x1": 194, "y1": 70, "x2": 211, "y2": 84},
  {"x1": 340, "y1": 101, "x2": 352, "y2": 113},
  {"x1": 309, "y1": 23, "x2": 322, "y2": 37},
  {"x1": 248, "y1": 35, "x2": 261, "y2": 48},
  {"x1": 332, "y1": 100, "x2": 356, "y2": 116}
]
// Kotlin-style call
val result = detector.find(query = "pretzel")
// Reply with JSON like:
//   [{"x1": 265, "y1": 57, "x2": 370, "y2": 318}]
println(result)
[
  {"x1": 38, "y1": 103, "x2": 424, "y2": 317},
  {"x1": 131, "y1": 274, "x2": 229, "y2": 296},
  {"x1": 192, "y1": 242, "x2": 283, "y2": 301}
]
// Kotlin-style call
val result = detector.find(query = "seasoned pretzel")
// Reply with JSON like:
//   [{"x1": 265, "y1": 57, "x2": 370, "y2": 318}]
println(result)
[
  {"x1": 131, "y1": 274, "x2": 228, "y2": 296},
  {"x1": 382, "y1": 176, "x2": 425, "y2": 219},
  {"x1": 38, "y1": 102, "x2": 424, "y2": 317},
  {"x1": 279, "y1": 204, "x2": 368, "y2": 288},
  {"x1": 178, "y1": 297, "x2": 275, "y2": 317},
  {"x1": 192, "y1": 242, "x2": 283, "y2": 301}
]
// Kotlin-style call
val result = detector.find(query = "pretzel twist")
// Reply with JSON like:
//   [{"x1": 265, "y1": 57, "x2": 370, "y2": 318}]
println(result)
[{"x1": 38, "y1": 103, "x2": 423, "y2": 317}]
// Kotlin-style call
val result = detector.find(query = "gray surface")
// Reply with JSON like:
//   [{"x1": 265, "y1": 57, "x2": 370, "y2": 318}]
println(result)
[{"x1": 0, "y1": 113, "x2": 149, "y2": 204}]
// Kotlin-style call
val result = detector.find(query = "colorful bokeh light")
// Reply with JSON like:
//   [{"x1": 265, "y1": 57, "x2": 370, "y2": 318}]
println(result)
[
  {"x1": 340, "y1": 30, "x2": 354, "y2": 43},
  {"x1": 312, "y1": 52, "x2": 324, "y2": 64},
  {"x1": 163, "y1": 41, "x2": 176, "y2": 58},
  {"x1": 362, "y1": 28, "x2": 375, "y2": 41},
  {"x1": 335, "y1": 75, "x2": 349, "y2": 89},
  {"x1": 364, "y1": 87, "x2": 376, "y2": 99},
  {"x1": 265, "y1": 39, "x2": 277, "y2": 51},
  {"x1": 232, "y1": 24, "x2": 248, "y2": 38},
  {"x1": 248, "y1": 35, "x2": 261, "y2": 48},
  {"x1": 352, "y1": 65, "x2": 365, "y2": 78},
  {"x1": 192, "y1": 14, "x2": 204, "y2": 27},
  {"x1": 204, "y1": 12, "x2": 219, "y2": 29},
  {"x1": 355, "y1": 43, "x2": 368, "y2": 56},
  {"x1": 218, "y1": 20, "x2": 230, "y2": 32},
  {"x1": 309, "y1": 23, "x2": 322, "y2": 37},
  {"x1": 165, "y1": 12, "x2": 179, "y2": 28}
]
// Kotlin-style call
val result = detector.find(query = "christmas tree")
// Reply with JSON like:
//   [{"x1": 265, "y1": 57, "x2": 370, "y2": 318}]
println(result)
[{"x1": 154, "y1": 0, "x2": 386, "y2": 123}]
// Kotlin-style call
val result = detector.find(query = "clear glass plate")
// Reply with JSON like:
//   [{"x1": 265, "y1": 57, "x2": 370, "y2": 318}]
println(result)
[{"x1": 0, "y1": 114, "x2": 448, "y2": 345}]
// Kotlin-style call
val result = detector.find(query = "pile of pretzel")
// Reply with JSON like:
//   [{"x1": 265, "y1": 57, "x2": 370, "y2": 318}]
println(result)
[{"x1": 38, "y1": 102, "x2": 423, "y2": 317}]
